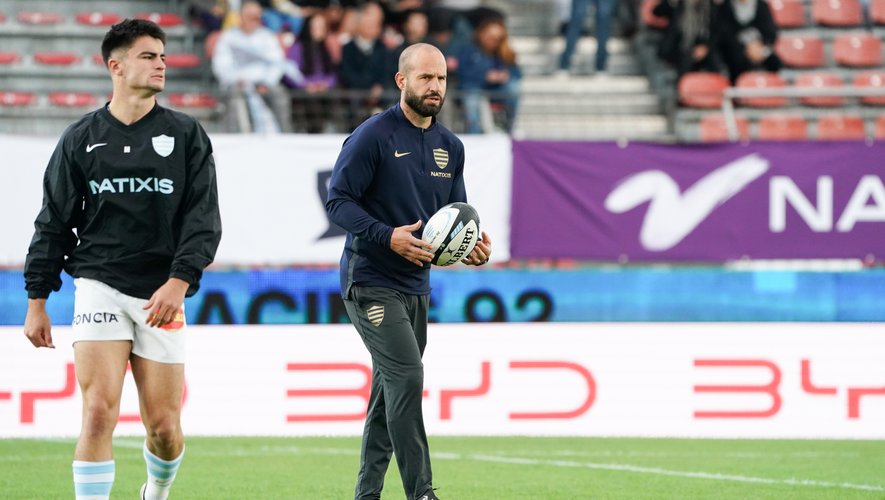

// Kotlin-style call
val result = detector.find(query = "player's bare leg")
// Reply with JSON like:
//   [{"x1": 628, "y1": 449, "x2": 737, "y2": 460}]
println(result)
[
  {"x1": 72, "y1": 340, "x2": 131, "y2": 499},
  {"x1": 131, "y1": 355, "x2": 185, "y2": 500}
]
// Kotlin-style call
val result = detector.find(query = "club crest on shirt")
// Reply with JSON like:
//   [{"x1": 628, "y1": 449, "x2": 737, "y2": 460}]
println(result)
[
  {"x1": 366, "y1": 305, "x2": 384, "y2": 327},
  {"x1": 152, "y1": 134, "x2": 175, "y2": 157},
  {"x1": 433, "y1": 148, "x2": 448, "y2": 169}
]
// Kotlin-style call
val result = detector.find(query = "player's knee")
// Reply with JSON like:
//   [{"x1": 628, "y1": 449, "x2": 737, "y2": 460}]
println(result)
[
  {"x1": 81, "y1": 400, "x2": 119, "y2": 435},
  {"x1": 399, "y1": 364, "x2": 424, "y2": 393},
  {"x1": 145, "y1": 414, "x2": 181, "y2": 446}
]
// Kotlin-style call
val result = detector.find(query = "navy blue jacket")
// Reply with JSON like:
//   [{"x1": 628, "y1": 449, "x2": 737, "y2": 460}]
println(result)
[{"x1": 326, "y1": 104, "x2": 466, "y2": 297}]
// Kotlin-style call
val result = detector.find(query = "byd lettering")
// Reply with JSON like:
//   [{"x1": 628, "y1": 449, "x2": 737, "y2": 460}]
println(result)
[
  {"x1": 88, "y1": 177, "x2": 174, "y2": 195},
  {"x1": 694, "y1": 358, "x2": 885, "y2": 419}
]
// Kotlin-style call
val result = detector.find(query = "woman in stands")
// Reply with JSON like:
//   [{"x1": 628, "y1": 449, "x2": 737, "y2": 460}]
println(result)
[
  {"x1": 286, "y1": 13, "x2": 339, "y2": 132},
  {"x1": 714, "y1": 0, "x2": 782, "y2": 83},
  {"x1": 653, "y1": 0, "x2": 720, "y2": 78}
]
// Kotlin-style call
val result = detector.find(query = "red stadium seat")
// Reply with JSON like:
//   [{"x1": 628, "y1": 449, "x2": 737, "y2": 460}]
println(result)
[
  {"x1": 678, "y1": 72, "x2": 730, "y2": 108},
  {"x1": 775, "y1": 35, "x2": 825, "y2": 68},
  {"x1": 816, "y1": 114, "x2": 866, "y2": 139},
  {"x1": 16, "y1": 11, "x2": 64, "y2": 25},
  {"x1": 167, "y1": 93, "x2": 219, "y2": 108},
  {"x1": 641, "y1": 0, "x2": 669, "y2": 29},
  {"x1": 164, "y1": 53, "x2": 201, "y2": 69},
  {"x1": 874, "y1": 114, "x2": 885, "y2": 138},
  {"x1": 872, "y1": 0, "x2": 885, "y2": 24},
  {"x1": 0, "y1": 13, "x2": 6, "y2": 23},
  {"x1": 0, "y1": 52, "x2": 21, "y2": 64},
  {"x1": 794, "y1": 72, "x2": 845, "y2": 106},
  {"x1": 135, "y1": 12, "x2": 184, "y2": 27},
  {"x1": 770, "y1": 0, "x2": 806, "y2": 27},
  {"x1": 34, "y1": 52, "x2": 81, "y2": 66},
  {"x1": 757, "y1": 114, "x2": 809, "y2": 140},
  {"x1": 0, "y1": 91, "x2": 37, "y2": 106},
  {"x1": 736, "y1": 71, "x2": 788, "y2": 107},
  {"x1": 92, "y1": 53, "x2": 106, "y2": 66},
  {"x1": 75, "y1": 12, "x2": 123, "y2": 27},
  {"x1": 854, "y1": 71, "x2": 885, "y2": 105},
  {"x1": 699, "y1": 114, "x2": 750, "y2": 142},
  {"x1": 812, "y1": 0, "x2": 863, "y2": 25},
  {"x1": 48, "y1": 92, "x2": 97, "y2": 108},
  {"x1": 833, "y1": 33, "x2": 883, "y2": 67}
]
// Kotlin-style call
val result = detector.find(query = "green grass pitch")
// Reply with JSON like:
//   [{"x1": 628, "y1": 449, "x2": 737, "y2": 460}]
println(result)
[{"x1": 1, "y1": 436, "x2": 883, "y2": 499}]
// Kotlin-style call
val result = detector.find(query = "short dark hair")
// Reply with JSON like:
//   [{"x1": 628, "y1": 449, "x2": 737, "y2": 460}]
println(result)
[{"x1": 101, "y1": 19, "x2": 166, "y2": 65}]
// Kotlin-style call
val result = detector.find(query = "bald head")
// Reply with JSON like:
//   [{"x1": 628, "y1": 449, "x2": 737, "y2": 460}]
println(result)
[{"x1": 398, "y1": 43, "x2": 446, "y2": 76}]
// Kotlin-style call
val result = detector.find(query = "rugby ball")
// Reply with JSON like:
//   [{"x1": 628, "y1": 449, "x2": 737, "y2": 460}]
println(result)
[{"x1": 421, "y1": 202, "x2": 480, "y2": 266}]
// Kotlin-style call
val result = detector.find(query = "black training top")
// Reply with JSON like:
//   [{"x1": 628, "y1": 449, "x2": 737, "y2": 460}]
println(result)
[
  {"x1": 326, "y1": 104, "x2": 467, "y2": 297},
  {"x1": 24, "y1": 103, "x2": 222, "y2": 300}
]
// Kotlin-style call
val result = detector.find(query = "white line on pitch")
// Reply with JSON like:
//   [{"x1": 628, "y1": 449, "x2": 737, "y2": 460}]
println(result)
[{"x1": 464, "y1": 454, "x2": 885, "y2": 493}]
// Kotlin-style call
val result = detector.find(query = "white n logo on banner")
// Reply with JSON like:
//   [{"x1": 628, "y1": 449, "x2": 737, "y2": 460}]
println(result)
[{"x1": 604, "y1": 154, "x2": 769, "y2": 251}]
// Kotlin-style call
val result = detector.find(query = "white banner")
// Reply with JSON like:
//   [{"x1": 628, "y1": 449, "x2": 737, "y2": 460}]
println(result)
[
  {"x1": 0, "y1": 133, "x2": 511, "y2": 266},
  {"x1": 2, "y1": 323, "x2": 884, "y2": 438}
]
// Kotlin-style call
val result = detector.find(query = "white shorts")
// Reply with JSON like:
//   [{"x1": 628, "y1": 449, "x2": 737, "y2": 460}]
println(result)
[{"x1": 72, "y1": 278, "x2": 186, "y2": 364}]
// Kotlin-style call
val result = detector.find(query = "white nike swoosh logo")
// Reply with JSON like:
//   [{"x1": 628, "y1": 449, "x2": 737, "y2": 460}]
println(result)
[
  {"x1": 86, "y1": 143, "x2": 108, "y2": 153},
  {"x1": 394, "y1": 151, "x2": 411, "y2": 158},
  {"x1": 604, "y1": 154, "x2": 769, "y2": 251}
]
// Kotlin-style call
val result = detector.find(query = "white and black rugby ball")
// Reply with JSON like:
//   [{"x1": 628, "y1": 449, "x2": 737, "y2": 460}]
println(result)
[{"x1": 421, "y1": 202, "x2": 480, "y2": 266}]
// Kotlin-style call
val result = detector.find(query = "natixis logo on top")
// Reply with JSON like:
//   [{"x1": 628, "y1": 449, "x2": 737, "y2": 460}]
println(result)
[{"x1": 604, "y1": 153, "x2": 885, "y2": 252}]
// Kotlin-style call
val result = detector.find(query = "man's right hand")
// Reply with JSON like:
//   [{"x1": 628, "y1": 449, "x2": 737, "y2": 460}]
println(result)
[
  {"x1": 390, "y1": 220, "x2": 434, "y2": 267},
  {"x1": 24, "y1": 299, "x2": 55, "y2": 349}
]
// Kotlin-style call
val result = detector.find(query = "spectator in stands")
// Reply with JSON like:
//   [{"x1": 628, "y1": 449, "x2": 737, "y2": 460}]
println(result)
[
  {"x1": 339, "y1": 2, "x2": 390, "y2": 124},
  {"x1": 212, "y1": 0, "x2": 299, "y2": 132},
  {"x1": 424, "y1": 6, "x2": 463, "y2": 74},
  {"x1": 457, "y1": 17, "x2": 522, "y2": 134},
  {"x1": 257, "y1": 0, "x2": 305, "y2": 33},
  {"x1": 286, "y1": 14, "x2": 339, "y2": 132},
  {"x1": 714, "y1": 0, "x2": 781, "y2": 83},
  {"x1": 653, "y1": 0, "x2": 720, "y2": 78},
  {"x1": 188, "y1": 0, "x2": 230, "y2": 34},
  {"x1": 387, "y1": 10, "x2": 430, "y2": 83},
  {"x1": 556, "y1": 0, "x2": 617, "y2": 78}
]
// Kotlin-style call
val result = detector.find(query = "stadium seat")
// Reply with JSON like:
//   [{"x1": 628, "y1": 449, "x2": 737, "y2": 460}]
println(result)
[
  {"x1": 811, "y1": 0, "x2": 863, "y2": 25},
  {"x1": 48, "y1": 92, "x2": 97, "y2": 107},
  {"x1": 0, "y1": 13, "x2": 6, "y2": 23},
  {"x1": 75, "y1": 12, "x2": 123, "y2": 27},
  {"x1": 678, "y1": 72, "x2": 730, "y2": 108},
  {"x1": 775, "y1": 35, "x2": 825, "y2": 68},
  {"x1": 770, "y1": 0, "x2": 806, "y2": 27},
  {"x1": 168, "y1": 93, "x2": 219, "y2": 108},
  {"x1": 135, "y1": 12, "x2": 184, "y2": 27},
  {"x1": 757, "y1": 114, "x2": 809, "y2": 140},
  {"x1": 854, "y1": 71, "x2": 885, "y2": 105},
  {"x1": 736, "y1": 72, "x2": 788, "y2": 107},
  {"x1": 833, "y1": 33, "x2": 883, "y2": 67},
  {"x1": 816, "y1": 114, "x2": 866, "y2": 139},
  {"x1": 641, "y1": 0, "x2": 669, "y2": 29},
  {"x1": 874, "y1": 114, "x2": 885, "y2": 137},
  {"x1": 0, "y1": 52, "x2": 20, "y2": 64},
  {"x1": 33, "y1": 52, "x2": 81, "y2": 66},
  {"x1": 0, "y1": 91, "x2": 37, "y2": 106},
  {"x1": 794, "y1": 72, "x2": 845, "y2": 106},
  {"x1": 164, "y1": 53, "x2": 202, "y2": 69},
  {"x1": 16, "y1": 11, "x2": 64, "y2": 25},
  {"x1": 699, "y1": 114, "x2": 750, "y2": 142},
  {"x1": 872, "y1": 0, "x2": 885, "y2": 24}
]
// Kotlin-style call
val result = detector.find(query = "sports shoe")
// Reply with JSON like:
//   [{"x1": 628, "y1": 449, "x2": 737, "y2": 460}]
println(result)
[{"x1": 418, "y1": 490, "x2": 440, "y2": 500}]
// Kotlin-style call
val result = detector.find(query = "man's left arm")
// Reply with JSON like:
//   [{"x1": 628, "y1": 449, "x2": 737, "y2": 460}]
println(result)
[
  {"x1": 450, "y1": 142, "x2": 490, "y2": 266},
  {"x1": 146, "y1": 123, "x2": 222, "y2": 327}
]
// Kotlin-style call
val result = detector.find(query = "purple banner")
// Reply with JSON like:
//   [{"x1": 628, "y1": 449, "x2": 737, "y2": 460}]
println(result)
[{"x1": 511, "y1": 141, "x2": 885, "y2": 261}]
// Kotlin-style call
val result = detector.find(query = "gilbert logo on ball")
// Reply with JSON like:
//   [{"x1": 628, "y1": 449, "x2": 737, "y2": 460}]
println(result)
[
  {"x1": 421, "y1": 202, "x2": 480, "y2": 266},
  {"x1": 161, "y1": 308, "x2": 186, "y2": 331}
]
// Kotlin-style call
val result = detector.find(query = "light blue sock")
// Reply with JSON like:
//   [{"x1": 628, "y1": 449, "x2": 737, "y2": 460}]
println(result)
[
  {"x1": 143, "y1": 442, "x2": 184, "y2": 500},
  {"x1": 72, "y1": 460, "x2": 114, "y2": 500}
]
